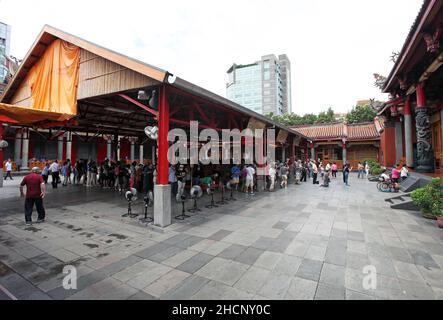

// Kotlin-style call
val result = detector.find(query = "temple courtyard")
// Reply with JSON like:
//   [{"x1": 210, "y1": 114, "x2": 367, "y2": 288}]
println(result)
[{"x1": 0, "y1": 174, "x2": 443, "y2": 300}]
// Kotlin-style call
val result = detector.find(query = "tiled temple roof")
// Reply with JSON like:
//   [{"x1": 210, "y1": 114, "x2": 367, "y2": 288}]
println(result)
[{"x1": 292, "y1": 121, "x2": 381, "y2": 141}]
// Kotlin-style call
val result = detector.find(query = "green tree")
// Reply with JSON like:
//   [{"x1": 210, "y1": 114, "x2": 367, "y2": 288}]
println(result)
[
  {"x1": 265, "y1": 107, "x2": 337, "y2": 126},
  {"x1": 316, "y1": 107, "x2": 335, "y2": 123},
  {"x1": 346, "y1": 105, "x2": 377, "y2": 124}
]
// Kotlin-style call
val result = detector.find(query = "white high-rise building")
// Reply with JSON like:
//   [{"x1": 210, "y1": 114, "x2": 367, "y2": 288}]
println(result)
[
  {"x1": 226, "y1": 54, "x2": 292, "y2": 115},
  {"x1": 0, "y1": 21, "x2": 12, "y2": 92}
]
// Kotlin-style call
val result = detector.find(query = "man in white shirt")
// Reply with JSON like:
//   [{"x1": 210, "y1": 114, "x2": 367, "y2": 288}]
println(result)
[
  {"x1": 49, "y1": 160, "x2": 60, "y2": 189},
  {"x1": 4, "y1": 159, "x2": 13, "y2": 180},
  {"x1": 245, "y1": 165, "x2": 255, "y2": 195}
]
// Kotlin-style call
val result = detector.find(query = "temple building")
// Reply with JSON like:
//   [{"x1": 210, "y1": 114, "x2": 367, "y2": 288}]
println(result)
[
  {"x1": 0, "y1": 25, "x2": 307, "y2": 224},
  {"x1": 378, "y1": 0, "x2": 443, "y2": 172},
  {"x1": 292, "y1": 121, "x2": 382, "y2": 168}
]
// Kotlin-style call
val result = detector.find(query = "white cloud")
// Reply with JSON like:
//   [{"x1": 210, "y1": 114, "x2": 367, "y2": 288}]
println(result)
[{"x1": 0, "y1": 0, "x2": 423, "y2": 114}]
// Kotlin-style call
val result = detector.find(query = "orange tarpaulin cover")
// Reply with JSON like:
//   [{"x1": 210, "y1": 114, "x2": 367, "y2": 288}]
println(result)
[
  {"x1": 27, "y1": 39, "x2": 80, "y2": 115},
  {"x1": 0, "y1": 39, "x2": 80, "y2": 124},
  {"x1": 0, "y1": 103, "x2": 74, "y2": 125}
]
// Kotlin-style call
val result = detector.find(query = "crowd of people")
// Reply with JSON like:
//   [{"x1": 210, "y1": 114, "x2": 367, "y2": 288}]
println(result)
[
  {"x1": 164, "y1": 158, "x2": 369, "y2": 200},
  {"x1": 22, "y1": 156, "x2": 406, "y2": 201},
  {"x1": 38, "y1": 158, "x2": 156, "y2": 196},
  {"x1": 17, "y1": 156, "x2": 408, "y2": 225}
]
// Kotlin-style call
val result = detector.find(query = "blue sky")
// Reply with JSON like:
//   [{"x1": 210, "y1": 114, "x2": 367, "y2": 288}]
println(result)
[{"x1": 0, "y1": 0, "x2": 423, "y2": 114}]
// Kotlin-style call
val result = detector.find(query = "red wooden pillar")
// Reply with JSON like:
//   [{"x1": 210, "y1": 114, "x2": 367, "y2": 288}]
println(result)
[
  {"x1": 157, "y1": 85, "x2": 170, "y2": 185},
  {"x1": 416, "y1": 83, "x2": 426, "y2": 108}
]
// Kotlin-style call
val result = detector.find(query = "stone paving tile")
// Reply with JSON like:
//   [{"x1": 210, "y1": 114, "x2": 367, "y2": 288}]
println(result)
[
  {"x1": 176, "y1": 252, "x2": 214, "y2": 274},
  {"x1": 143, "y1": 269, "x2": 191, "y2": 298},
  {"x1": 161, "y1": 275, "x2": 210, "y2": 300},
  {"x1": 98, "y1": 255, "x2": 143, "y2": 277},
  {"x1": 207, "y1": 230, "x2": 233, "y2": 241},
  {"x1": 217, "y1": 244, "x2": 247, "y2": 260},
  {"x1": 212, "y1": 260, "x2": 249, "y2": 286},
  {"x1": 346, "y1": 252, "x2": 371, "y2": 271},
  {"x1": 319, "y1": 263, "x2": 346, "y2": 287},
  {"x1": 416, "y1": 266, "x2": 443, "y2": 290},
  {"x1": 433, "y1": 287, "x2": 443, "y2": 300},
  {"x1": 194, "y1": 257, "x2": 230, "y2": 281},
  {"x1": 127, "y1": 291, "x2": 157, "y2": 300},
  {"x1": 234, "y1": 266, "x2": 270, "y2": 294},
  {"x1": 47, "y1": 248, "x2": 81, "y2": 263},
  {"x1": 161, "y1": 233, "x2": 191, "y2": 246},
  {"x1": 315, "y1": 283, "x2": 346, "y2": 300},
  {"x1": 408, "y1": 249, "x2": 441, "y2": 269},
  {"x1": 296, "y1": 259, "x2": 323, "y2": 282},
  {"x1": 67, "y1": 278, "x2": 124, "y2": 300},
  {"x1": 176, "y1": 236, "x2": 206, "y2": 249},
  {"x1": 304, "y1": 245, "x2": 327, "y2": 262},
  {"x1": 258, "y1": 273, "x2": 292, "y2": 300},
  {"x1": 188, "y1": 239, "x2": 216, "y2": 252},
  {"x1": 126, "y1": 263, "x2": 172, "y2": 290},
  {"x1": 201, "y1": 241, "x2": 232, "y2": 256},
  {"x1": 372, "y1": 275, "x2": 403, "y2": 300},
  {"x1": 284, "y1": 240, "x2": 310, "y2": 257},
  {"x1": 347, "y1": 240, "x2": 367, "y2": 255},
  {"x1": 272, "y1": 221, "x2": 290, "y2": 230},
  {"x1": 387, "y1": 246, "x2": 414, "y2": 264},
  {"x1": 345, "y1": 289, "x2": 375, "y2": 300},
  {"x1": 324, "y1": 247, "x2": 346, "y2": 267},
  {"x1": 267, "y1": 237, "x2": 293, "y2": 253},
  {"x1": 2, "y1": 175, "x2": 443, "y2": 300},
  {"x1": 273, "y1": 255, "x2": 302, "y2": 277},
  {"x1": 162, "y1": 249, "x2": 199, "y2": 268},
  {"x1": 233, "y1": 247, "x2": 264, "y2": 266},
  {"x1": 369, "y1": 256, "x2": 397, "y2": 277},
  {"x1": 47, "y1": 270, "x2": 108, "y2": 300},
  {"x1": 148, "y1": 246, "x2": 184, "y2": 263},
  {"x1": 393, "y1": 261, "x2": 426, "y2": 283},
  {"x1": 432, "y1": 254, "x2": 443, "y2": 269},
  {"x1": 397, "y1": 278, "x2": 436, "y2": 300},
  {"x1": 112, "y1": 260, "x2": 156, "y2": 283},
  {"x1": 29, "y1": 253, "x2": 64, "y2": 270},
  {"x1": 253, "y1": 251, "x2": 282, "y2": 270},
  {"x1": 0, "y1": 272, "x2": 48, "y2": 300},
  {"x1": 191, "y1": 280, "x2": 254, "y2": 300},
  {"x1": 134, "y1": 242, "x2": 171, "y2": 259},
  {"x1": 251, "y1": 237, "x2": 275, "y2": 251},
  {"x1": 284, "y1": 276, "x2": 318, "y2": 300}
]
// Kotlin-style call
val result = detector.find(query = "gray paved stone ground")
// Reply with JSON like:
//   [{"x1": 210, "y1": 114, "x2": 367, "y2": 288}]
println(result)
[{"x1": 1, "y1": 174, "x2": 443, "y2": 300}]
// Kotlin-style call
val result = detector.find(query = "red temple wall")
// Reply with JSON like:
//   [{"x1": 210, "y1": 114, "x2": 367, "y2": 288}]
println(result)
[{"x1": 380, "y1": 127, "x2": 396, "y2": 167}]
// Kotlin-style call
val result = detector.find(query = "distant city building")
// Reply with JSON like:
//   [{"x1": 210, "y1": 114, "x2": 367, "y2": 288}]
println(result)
[
  {"x1": 356, "y1": 100, "x2": 372, "y2": 106},
  {"x1": 0, "y1": 21, "x2": 12, "y2": 95},
  {"x1": 226, "y1": 54, "x2": 292, "y2": 115}
]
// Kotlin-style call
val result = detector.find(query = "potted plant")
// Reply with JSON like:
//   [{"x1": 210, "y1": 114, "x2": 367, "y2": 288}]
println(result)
[
  {"x1": 411, "y1": 178, "x2": 443, "y2": 221},
  {"x1": 411, "y1": 187, "x2": 435, "y2": 219}
]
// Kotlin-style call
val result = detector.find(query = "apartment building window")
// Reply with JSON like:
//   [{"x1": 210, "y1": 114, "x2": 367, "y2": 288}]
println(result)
[{"x1": 264, "y1": 71, "x2": 270, "y2": 80}]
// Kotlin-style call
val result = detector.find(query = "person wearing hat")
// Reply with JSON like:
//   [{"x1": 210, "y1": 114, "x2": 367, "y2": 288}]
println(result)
[{"x1": 19, "y1": 167, "x2": 46, "y2": 226}]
